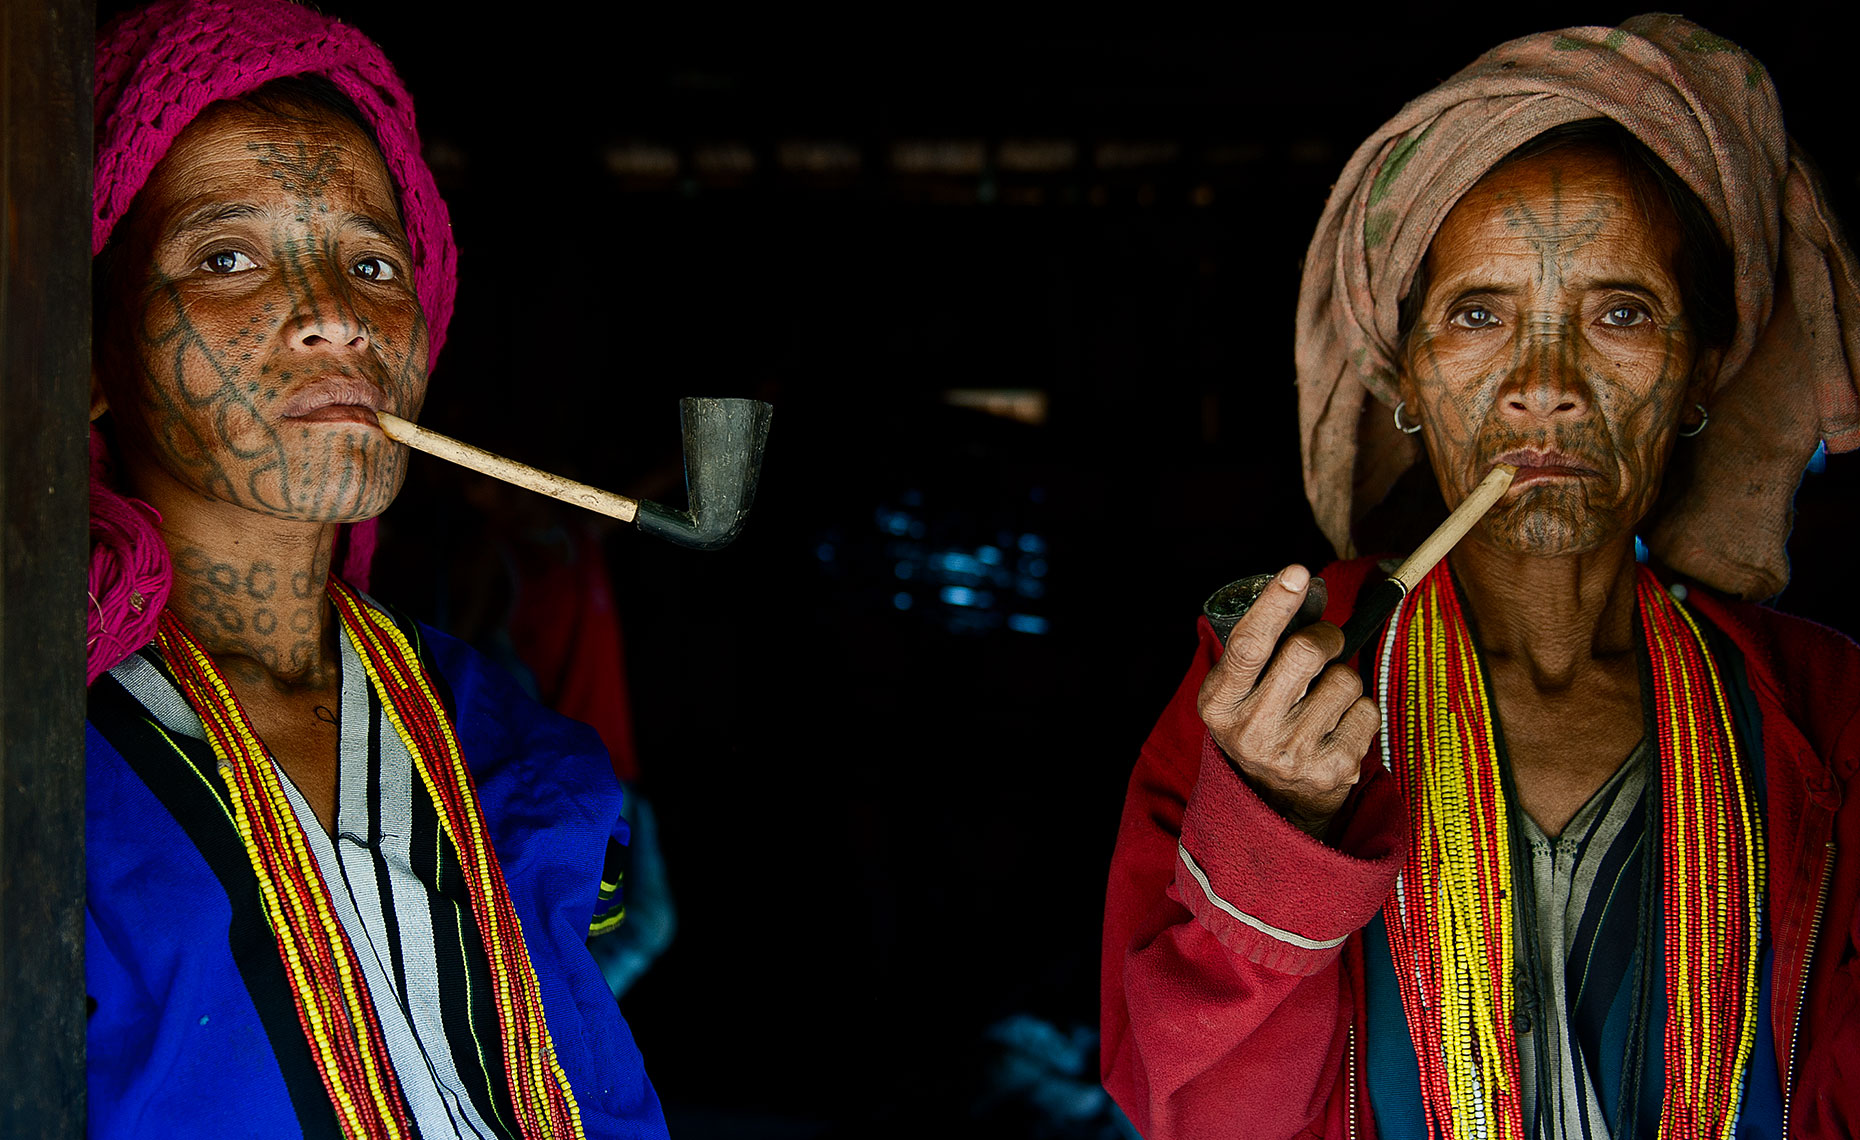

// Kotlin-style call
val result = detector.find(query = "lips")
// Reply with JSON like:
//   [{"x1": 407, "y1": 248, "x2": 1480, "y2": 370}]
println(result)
[
  {"x1": 280, "y1": 377, "x2": 386, "y2": 428},
  {"x1": 1491, "y1": 448, "x2": 1601, "y2": 486}
]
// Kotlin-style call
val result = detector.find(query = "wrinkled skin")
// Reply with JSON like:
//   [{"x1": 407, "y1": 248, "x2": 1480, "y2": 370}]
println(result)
[{"x1": 1397, "y1": 147, "x2": 1714, "y2": 555}]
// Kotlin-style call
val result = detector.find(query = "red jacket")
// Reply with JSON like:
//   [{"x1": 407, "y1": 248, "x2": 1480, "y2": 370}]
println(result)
[{"x1": 1101, "y1": 557, "x2": 1860, "y2": 1140}]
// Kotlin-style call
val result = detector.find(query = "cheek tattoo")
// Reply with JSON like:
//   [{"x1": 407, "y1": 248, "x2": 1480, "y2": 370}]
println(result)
[{"x1": 126, "y1": 137, "x2": 426, "y2": 522}]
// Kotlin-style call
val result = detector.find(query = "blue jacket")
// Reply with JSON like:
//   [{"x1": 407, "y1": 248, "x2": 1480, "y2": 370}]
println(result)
[{"x1": 86, "y1": 615, "x2": 667, "y2": 1140}]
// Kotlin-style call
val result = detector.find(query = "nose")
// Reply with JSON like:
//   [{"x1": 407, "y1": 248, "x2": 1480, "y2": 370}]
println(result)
[
  {"x1": 281, "y1": 270, "x2": 368, "y2": 353},
  {"x1": 1501, "y1": 314, "x2": 1590, "y2": 421}
]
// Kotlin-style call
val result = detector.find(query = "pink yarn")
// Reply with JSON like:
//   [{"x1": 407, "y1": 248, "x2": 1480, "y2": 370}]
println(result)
[
  {"x1": 94, "y1": 0, "x2": 456, "y2": 360},
  {"x1": 88, "y1": 0, "x2": 454, "y2": 682},
  {"x1": 337, "y1": 516, "x2": 379, "y2": 594},
  {"x1": 87, "y1": 428, "x2": 171, "y2": 685}
]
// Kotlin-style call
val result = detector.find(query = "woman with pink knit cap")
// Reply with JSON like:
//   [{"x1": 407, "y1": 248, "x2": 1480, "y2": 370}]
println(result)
[{"x1": 86, "y1": 2, "x2": 666, "y2": 1136}]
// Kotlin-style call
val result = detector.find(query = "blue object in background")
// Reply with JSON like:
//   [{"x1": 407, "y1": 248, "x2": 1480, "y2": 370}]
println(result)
[
  {"x1": 974, "y1": 1014, "x2": 1140, "y2": 1140},
  {"x1": 840, "y1": 489, "x2": 1053, "y2": 636},
  {"x1": 588, "y1": 786, "x2": 677, "y2": 1000}
]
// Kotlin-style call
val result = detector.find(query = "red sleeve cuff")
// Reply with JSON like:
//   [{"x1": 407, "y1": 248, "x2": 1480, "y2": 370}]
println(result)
[{"x1": 1174, "y1": 730, "x2": 1404, "y2": 976}]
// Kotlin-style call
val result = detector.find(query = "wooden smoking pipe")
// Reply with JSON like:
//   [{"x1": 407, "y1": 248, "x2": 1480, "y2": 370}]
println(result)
[
  {"x1": 1204, "y1": 463, "x2": 1518, "y2": 661},
  {"x1": 378, "y1": 397, "x2": 773, "y2": 551}
]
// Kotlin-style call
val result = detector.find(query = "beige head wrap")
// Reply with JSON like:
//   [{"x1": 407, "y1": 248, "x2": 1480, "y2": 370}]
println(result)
[{"x1": 1296, "y1": 12, "x2": 1860, "y2": 599}]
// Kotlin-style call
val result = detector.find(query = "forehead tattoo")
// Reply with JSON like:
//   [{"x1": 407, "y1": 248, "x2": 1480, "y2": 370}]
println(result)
[
  {"x1": 239, "y1": 133, "x2": 405, "y2": 246},
  {"x1": 1495, "y1": 170, "x2": 1611, "y2": 288},
  {"x1": 248, "y1": 139, "x2": 342, "y2": 198}
]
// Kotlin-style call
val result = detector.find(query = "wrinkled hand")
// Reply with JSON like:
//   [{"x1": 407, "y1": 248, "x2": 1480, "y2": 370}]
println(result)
[{"x1": 1196, "y1": 565, "x2": 1380, "y2": 837}]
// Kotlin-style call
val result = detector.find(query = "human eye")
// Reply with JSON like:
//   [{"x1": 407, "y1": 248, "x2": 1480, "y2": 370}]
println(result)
[
  {"x1": 200, "y1": 249, "x2": 258, "y2": 275},
  {"x1": 1599, "y1": 302, "x2": 1649, "y2": 328},
  {"x1": 1448, "y1": 304, "x2": 1500, "y2": 329},
  {"x1": 351, "y1": 257, "x2": 398, "y2": 282}
]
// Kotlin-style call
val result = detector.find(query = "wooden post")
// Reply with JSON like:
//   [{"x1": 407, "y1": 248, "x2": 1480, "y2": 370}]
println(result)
[{"x1": 0, "y1": 0, "x2": 91, "y2": 1134}]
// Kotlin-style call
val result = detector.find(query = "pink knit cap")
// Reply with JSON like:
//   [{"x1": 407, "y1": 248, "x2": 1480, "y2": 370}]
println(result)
[
  {"x1": 95, "y1": 0, "x2": 456, "y2": 360},
  {"x1": 89, "y1": 0, "x2": 456, "y2": 682}
]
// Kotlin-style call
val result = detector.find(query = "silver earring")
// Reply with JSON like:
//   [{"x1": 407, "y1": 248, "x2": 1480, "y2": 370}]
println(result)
[
  {"x1": 1678, "y1": 403, "x2": 1708, "y2": 438},
  {"x1": 1393, "y1": 400, "x2": 1422, "y2": 435}
]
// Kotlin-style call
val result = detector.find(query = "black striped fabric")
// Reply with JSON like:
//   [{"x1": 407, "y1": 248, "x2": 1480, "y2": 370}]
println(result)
[
  {"x1": 91, "y1": 608, "x2": 526, "y2": 1140},
  {"x1": 1507, "y1": 742, "x2": 1655, "y2": 1140},
  {"x1": 590, "y1": 839, "x2": 627, "y2": 937}
]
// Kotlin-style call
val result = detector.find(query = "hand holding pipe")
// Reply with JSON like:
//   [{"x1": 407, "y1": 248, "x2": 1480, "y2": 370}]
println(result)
[
  {"x1": 1204, "y1": 464, "x2": 1517, "y2": 658},
  {"x1": 378, "y1": 397, "x2": 773, "y2": 551}
]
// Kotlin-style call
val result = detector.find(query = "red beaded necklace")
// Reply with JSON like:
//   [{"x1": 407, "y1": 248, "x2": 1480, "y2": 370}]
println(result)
[
  {"x1": 156, "y1": 579, "x2": 585, "y2": 1140},
  {"x1": 1377, "y1": 562, "x2": 1764, "y2": 1139}
]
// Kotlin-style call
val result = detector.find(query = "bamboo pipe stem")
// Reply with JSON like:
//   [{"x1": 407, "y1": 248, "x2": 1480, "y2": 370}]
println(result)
[
  {"x1": 377, "y1": 411, "x2": 640, "y2": 523},
  {"x1": 1329, "y1": 463, "x2": 1517, "y2": 661},
  {"x1": 1208, "y1": 465, "x2": 1519, "y2": 658},
  {"x1": 1390, "y1": 463, "x2": 1518, "y2": 590}
]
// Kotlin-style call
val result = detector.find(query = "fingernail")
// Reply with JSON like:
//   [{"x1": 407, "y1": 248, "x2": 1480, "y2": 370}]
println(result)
[{"x1": 1279, "y1": 565, "x2": 1308, "y2": 592}]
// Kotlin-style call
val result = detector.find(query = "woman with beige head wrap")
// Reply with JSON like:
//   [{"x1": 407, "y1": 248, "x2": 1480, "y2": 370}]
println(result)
[
  {"x1": 1102, "y1": 14, "x2": 1860, "y2": 1140},
  {"x1": 1297, "y1": 12, "x2": 1859, "y2": 602}
]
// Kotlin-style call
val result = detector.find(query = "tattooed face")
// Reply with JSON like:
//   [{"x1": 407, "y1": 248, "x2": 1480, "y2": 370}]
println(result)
[
  {"x1": 1397, "y1": 146, "x2": 1715, "y2": 556},
  {"x1": 97, "y1": 96, "x2": 428, "y2": 523}
]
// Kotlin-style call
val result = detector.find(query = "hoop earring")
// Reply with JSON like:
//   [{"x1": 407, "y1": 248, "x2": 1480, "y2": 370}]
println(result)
[
  {"x1": 1393, "y1": 400, "x2": 1422, "y2": 435},
  {"x1": 1678, "y1": 403, "x2": 1708, "y2": 438}
]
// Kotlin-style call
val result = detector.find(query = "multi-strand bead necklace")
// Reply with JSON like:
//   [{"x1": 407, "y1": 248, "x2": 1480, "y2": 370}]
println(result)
[
  {"x1": 1376, "y1": 562, "x2": 1763, "y2": 1139},
  {"x1": 157, "y1": 579, "x2": 585, "y2": 1140}
]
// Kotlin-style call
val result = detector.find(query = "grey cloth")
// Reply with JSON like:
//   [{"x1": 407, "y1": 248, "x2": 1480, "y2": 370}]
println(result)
[{"x1": 1513, "y1": 740, "x2": 1651, "y2": 1140}]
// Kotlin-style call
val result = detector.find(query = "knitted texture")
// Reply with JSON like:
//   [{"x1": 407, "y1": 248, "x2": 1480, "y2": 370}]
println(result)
[
  {"x1": 88, "y1": 0, "x2": 454, "y2": 681},
  {"x1": 86, "y1": 428, "x2": 171, "y2": 685},
  {"x1": 94, "y1": 0, "x2": 456, "y2": 363}
]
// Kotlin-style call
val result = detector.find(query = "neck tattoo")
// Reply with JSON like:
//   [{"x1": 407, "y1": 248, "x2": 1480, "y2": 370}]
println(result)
[{"x1": 313, "y1": 704, "x2": 337, "y2": 726}]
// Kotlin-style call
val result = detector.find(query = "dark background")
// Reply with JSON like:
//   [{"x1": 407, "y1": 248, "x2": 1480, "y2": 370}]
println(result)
[{"x1": 118, "y1": 6, "x2": 1860, "y2": 1135}]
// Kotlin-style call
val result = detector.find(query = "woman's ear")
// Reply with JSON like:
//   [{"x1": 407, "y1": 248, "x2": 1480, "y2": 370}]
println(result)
[
  {"x1": 1393, "y1": 350, "x2": 1422, "y2": 415},
  {"x1": 90, "y1": 370, "x2": 110, "y2": 422},
  {"x1": 1686, "y1": 347, "x2": 1722, "y2": 411}
]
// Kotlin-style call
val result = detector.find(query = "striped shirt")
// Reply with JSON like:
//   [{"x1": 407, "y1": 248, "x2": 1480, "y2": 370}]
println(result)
[
  {"x1": 1512, "y1": 738, "x2": 1651, "y2": 1140},
  {"x1": 1364, "y1": 740, "x2": 1661, "y2": 1140},
  {"x1": 105, "y1": 613, "x2": 625, "y2": 1139}
]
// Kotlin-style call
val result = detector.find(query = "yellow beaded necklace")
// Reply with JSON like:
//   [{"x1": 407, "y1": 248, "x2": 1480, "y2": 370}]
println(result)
[
  {"x1": 156, "y1": 579, "x2": 586, "y2": 1140},
  {"x1": 1377, "y1": 562, "x2": 1764, "y2": 1139}
]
